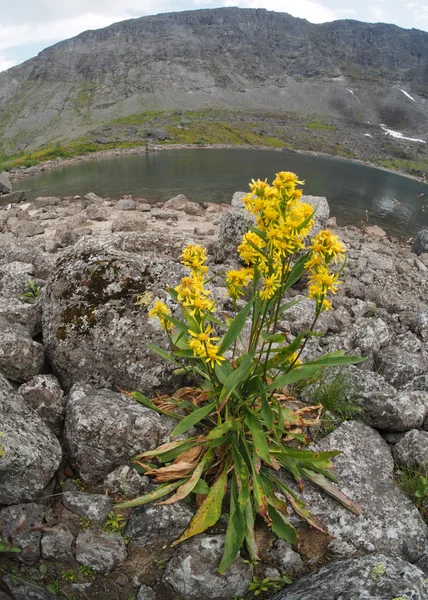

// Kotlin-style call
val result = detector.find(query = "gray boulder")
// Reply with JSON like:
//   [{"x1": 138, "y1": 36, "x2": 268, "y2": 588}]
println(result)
[
  {"x1": 62, "y1": 490, "x2": 114, "y2": 523},
  {"x1": 0, "y1": 172, "x2": 12, "y2": 194},
  {"x1": 85, "y1": 203, "x2": 109, "y2": 221},
  {"x1": 111, "y1": 212, "x2": 148, "y2": 232},
  {"x1": 0, "y1": 317, "x2": 44, "y2": 382},
  {"x1": 117, "y1": 198, "x2": 137, "y2": 211},
  {"x1": 0, "y1": 374, "x2": 62, "y2": 504},
  {"x1": 75, "y1": 530, "x2": 127, "y2": 573},
  {"x1": 377, "y1": 345, "x2": 428, "y2": 388},
  {"x1": 103, "y1": 465, "x2": 150, "y2": 498},
  {"x1": 272, "y1": 554, "x2": 428, "y2": 600},
  {"x1": 413, "y1": 229, "x2": 428, "y2": 255},
  {"x1": 64, "y1": 384, "x2": 168, "y2": 484},
  {"x1": 136, "y1": 585, "x2": 156, "y2": 600},
  {"x1": 41, "y1": 523, "x2": 74, "y2": 561},
  {"x1": 3, "y1": 578, "x2": 51, "y2": 600},
  {"x1": 183, "y1": 201, "x2": 204, "y2": 216},
  {"x1": 394, "y1": 429, "x2": 428, "y2": 470},
  {"x1": 297, "y1": 421, "x2": 427, "y2": 561},
  {"x1": 84, "y1": 192, "x2": 104, "y2": 206},
  {"x1": 163, "y1": 193, "x2": 189, "y2": 210},
  {"x1": 18, "y1": 374, "x2": 65, "y2": 435},
  {"x1": 0, "y1": 503, "x2": 45, "y2": 564},
  {"x1": 413, "y1": 309, "x2": 428, "y2": 341},
  {"x1": 42, "y1": 236, "x2": 183, "y2": 393},
  {"x1": 0, "y1": 190, "x2": 26, "y2": 206},
  {"x1": 214, "y1": 209, "x2": 255, "y2": 263},
  {"x1": 163, "y1": 535, "x2": 252, "y2": 599},
  {"x1": 301, "y1": 194, "x2": 330, "y2": 236},
  {"x1": 0, "y1": 297, "x2": 42, "y2": 337},
  {"x1": 230, "y1": 191, "x2": 247, "y2": 209},
  {"x1": 0, "y1": 260, "x2": 37, "y2": 298},
  {"x1": 33, "y1": 196, "x2": 60, "y2": 208},
  {"x1": 269, "y1": 540, "x2": 304, "y2": 576},
  {"x1": 126, "y1": 503, "x2": 193, "y2": 547},
  {"x1": 303, "y1": 365, "x2": 428, "y2": 431}
]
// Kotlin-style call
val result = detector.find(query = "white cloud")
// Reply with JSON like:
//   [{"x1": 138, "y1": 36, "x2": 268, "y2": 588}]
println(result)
[
  {"x1": 0, "y1": 13, "x2": 133, "y2": 53},
  {"x1": 0, "y1": 52, "x2": 18, "y2": 72}
]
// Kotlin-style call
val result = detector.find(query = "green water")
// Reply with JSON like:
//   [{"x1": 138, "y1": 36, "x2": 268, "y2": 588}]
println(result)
[{"x1": 17, "y1": 148, "x2": 428, "y2": 237}]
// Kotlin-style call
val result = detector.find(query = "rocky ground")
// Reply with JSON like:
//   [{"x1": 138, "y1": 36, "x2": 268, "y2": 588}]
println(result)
[{"x1": 1, "y1": 187, "x2": 428, "y2": 600}]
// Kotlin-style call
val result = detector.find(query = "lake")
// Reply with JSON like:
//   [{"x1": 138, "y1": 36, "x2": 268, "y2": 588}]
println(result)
[{"x1": 17, "y1": 148, "x2": 428, "y2": 238}]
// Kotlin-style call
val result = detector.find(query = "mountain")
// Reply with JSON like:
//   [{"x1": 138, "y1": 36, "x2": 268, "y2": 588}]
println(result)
[{"x1": 1, "y1": 7, "x2": 428, "y2": 154}]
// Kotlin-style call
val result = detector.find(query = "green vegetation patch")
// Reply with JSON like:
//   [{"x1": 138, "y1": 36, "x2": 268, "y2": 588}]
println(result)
[{"x1": 305, "y1": 120, "x2": 336, "y2": 132}]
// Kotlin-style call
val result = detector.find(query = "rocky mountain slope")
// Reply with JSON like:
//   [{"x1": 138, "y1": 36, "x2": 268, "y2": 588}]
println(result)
[{"x1": 1, "y1": 7, "x2": 428, "y2": 154}]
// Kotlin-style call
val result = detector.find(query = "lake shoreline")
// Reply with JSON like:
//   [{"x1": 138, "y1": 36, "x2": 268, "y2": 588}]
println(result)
[{"x1": 9, "y1": 143, "x2": 427, "y2": 187}]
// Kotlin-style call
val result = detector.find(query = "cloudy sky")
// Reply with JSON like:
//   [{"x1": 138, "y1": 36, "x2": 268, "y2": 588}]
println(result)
[{"x1": 0, "y1": 0, "x2": 427, "y2": 72}]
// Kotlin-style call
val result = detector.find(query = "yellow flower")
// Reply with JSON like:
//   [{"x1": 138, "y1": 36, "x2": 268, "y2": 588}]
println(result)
[
  {"x1": 260, "y1": 274, "x2": 280, "y2": 300},
  {"x1": 148, "y1": 300, "x2": 173, "y2": 332},
  {"x1": 205, "y1": 344, "x2": 225, "y2": 368},
  {"x1": 226, "y1": 268, "x2": 253, "y2": 298},
  {"x1": 188, "y1": 337, "x2": 206, "y2": 358},
  {"x1": 310, "y1": 230, "x2": 346, "y2": 262},
  {"x1": 189, "y1": 325, "x2": 219, "y2": 344}
]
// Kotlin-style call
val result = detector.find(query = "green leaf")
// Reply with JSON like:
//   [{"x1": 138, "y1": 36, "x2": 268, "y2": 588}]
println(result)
[
  {"x1": 219, "y1": 298, "x2": 254, "y2": 354},
  {"x1": 116, "y1": 480, "x2": 184, "y2": 508},
  {"x1": 244, "y1": 501, "x2": 259, "y2": 561},
  {"x1": 193, "y1": 479, "x2": 210, "y2": 495},
  {"x1": 39, "y1": 564, "x2": 48, "y2": 575},
  {"x1": 245, "y1": 411, "x2": 271, "y2": 465},
  {"x1": 215, "y1": 360, "x2": 234, "y2": 384},
  {"x1": 305, "y1": 351, "x2": 367, "y2": 367},
  {"x1": 261, "y1": 365, "x2": 320, "y2": 394},
  {"x1": 46, "y1": 584, "x2": 59, "y2": 595},
  {"x1": 219, "y1": 352, "x2": 255, "y2": 404},
  {"x1": 277, "y1": 299, "x2": 300, "y2": 317},
  {"x1": 246, "y1": 223, "x2": 268, "y2": 242},
  {"x1": 0, "y1": 541, "x2": 21, "y2": 553},
  {"x1": 260, "y1": 332, "x2": 287, "y2": 344},
  {"x1": 219, "y1": 480, "x2": 246, "y2": 574},
  {"x1": 171, "y1": 400, "x2": 217, "y2": 437},
  {"x1": 232, "y1": 443, "x2": 251, "y2": 508},
  {"x1": 168, "y1": 286, "x2": 179, "y2": 301},
  {"x1": 130, "y1": 391, "x2": 183, "y2": 419},
  {"x1": 283, "y1": 252, "x2": 310, "y2": 292},
  {"x1": 267, "y1": 505, "x2": 298, "y2": 545},
  {"x1": 147, "y1": 343, "x2": 180, "y2": 366},
  {"x1": 261, "y1": 394, "x2": 273, "y2": 430},
  {"x1": 206, "y1": 421, "x2": 234, "y2": 440},
  {"x1": 172, "y1": 462, "x2": 228, "y2": 545}
]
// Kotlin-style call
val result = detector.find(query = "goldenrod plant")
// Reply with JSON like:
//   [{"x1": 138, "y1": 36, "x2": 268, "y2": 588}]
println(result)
[{"x1": 119, "y1": 171, "x2": 364, "y2": 572}]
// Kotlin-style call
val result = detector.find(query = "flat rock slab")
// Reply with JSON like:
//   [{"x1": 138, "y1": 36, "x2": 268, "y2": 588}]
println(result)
[
  {"x1": 272, "y1": 554, "x2": 428, "y2": 600},
  {"x1": 298, "y1": 420, "x2": 427, "y2": 561}
]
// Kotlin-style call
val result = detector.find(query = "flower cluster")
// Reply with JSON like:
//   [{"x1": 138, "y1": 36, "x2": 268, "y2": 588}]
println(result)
[
  {"x1": 226, "y1": 171, "x2": 314, "y2": 301},
  {"x1": 149, "y1": 243, "x2": 224, "y2": 368},
  {"x1": 148, "y1": 300, "x2": 173, "y2": 332},
  {"x1": 306, "y1": 230, "x2": 346, "y2": 311}
]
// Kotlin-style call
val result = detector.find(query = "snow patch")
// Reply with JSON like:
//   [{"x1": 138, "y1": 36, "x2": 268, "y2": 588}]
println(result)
[
  {"x1": 380, "y1": 125, "x2": 426, "y2": 144},
  {"x1": 364, "y1": 134, "x2": 372, "y2": 138},
  {"x1": 346, "y1": 88, "x2": 355, "y2": 95},
  {"x1": 400, "y1": 89, "x2": 415, "y2": 102}
]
